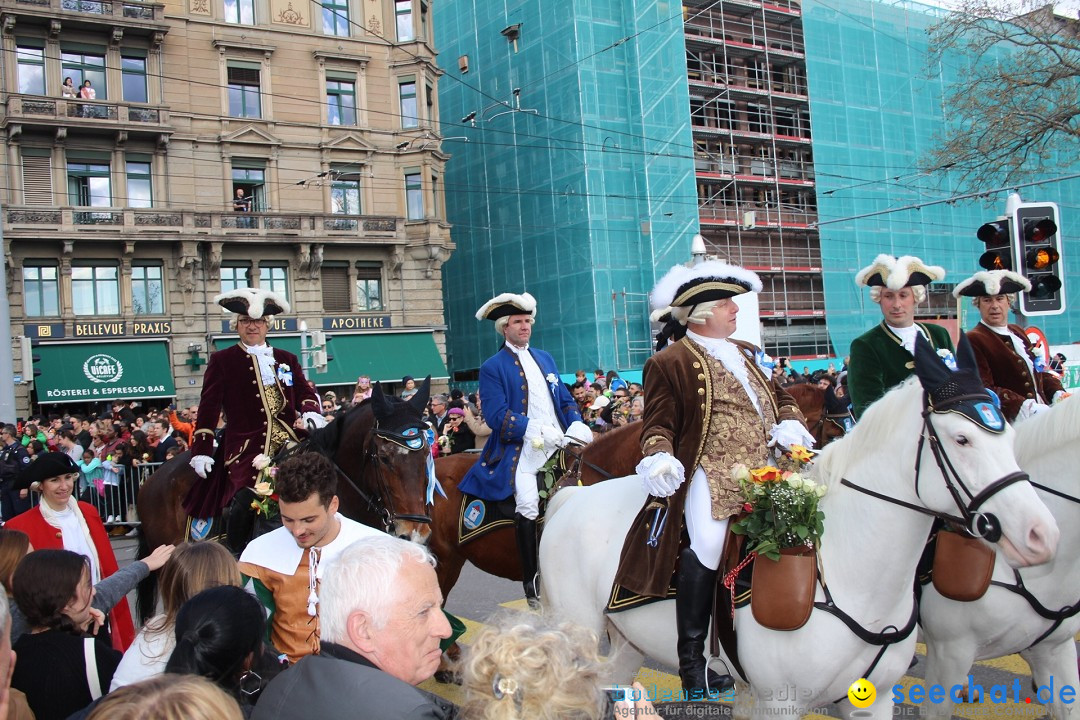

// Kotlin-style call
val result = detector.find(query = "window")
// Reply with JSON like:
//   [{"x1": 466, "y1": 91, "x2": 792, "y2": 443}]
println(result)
[
  {"x1": 322, "y1": 0, "x2": 349, "y2": 36},
  {"x1": 67, "y1": 161, "x2": 111, "y2": 206},
  {"x1": 405, "y1": 172, "x2": 423, "y2": 220},
  {"x1": 259, "y1": 265, "x2": 289, "y2": 301},
  {"x1": 225, "y1": 0, "x2": 254, "y2": 24},
  {"x1": 331, "y1": 171, "x2": 362, "y2": 214},
  {"x1": 132, "y1": 264, "x2": 164, "y2": 314},
  {"x1": 356, "y1": 263, "x2": 382, "y2": 311},
  {"x1": 220, "y1": 265, "x2": 249, "y2": 293},
  {"x1": 61, "y1": 51, "x2": 106, "y2": 98},
  {"x1": 430, "y1": 172, "x2": 440, "y2": 219},
  {"x1": 227, "y1": 64, "x2": 261, "y2": 119},
  {"x1": 71, "y1": 264, "x2": 120, "y2": 316},
  {"x1": 121, "y1": 56, "x2": 148, "y2": 103},
  {"x1": 419, "y1": 0, "x2": 428, "y2": 41},
  {"x1": 22, "y1": 265, "x2": 59, "y2": 317},
  {"x1": 321, "y1": 265, "x2": 350, "y2": 312},
  {"x1": 326, "y1": 77, "x2": 356, "y2": 125},
  {"x1": 425, "y1": 81, "x2": 434, "y2": 123},
  {"x1": 232, "y1": 163, "x2": 265, "y2": 210},
  {"x1": 395, "y1": 0, "x2": 413, "y2": 41},
  {"x1": 16, "y1": 46, "x2": 45, "y2": 95},
  {"x1": 21, "y1": 151, "x2": 53, "y2": 206},
  {"x1": 398, "y1": 79, "x2": 417, "y2": 128},
  {"x1": 126, "y1": 160, "x2": 152, "y2": 207}
]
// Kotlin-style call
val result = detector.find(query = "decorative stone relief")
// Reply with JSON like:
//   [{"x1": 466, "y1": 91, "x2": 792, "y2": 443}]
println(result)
[{"x1": 272, "y1": 0, "x2": 307, "y2": 26}]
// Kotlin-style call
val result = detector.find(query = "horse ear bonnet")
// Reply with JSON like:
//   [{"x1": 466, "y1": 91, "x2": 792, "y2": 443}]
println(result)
[{"x1": 915, "y1": 334, "x2": 1005, "y2": 433}]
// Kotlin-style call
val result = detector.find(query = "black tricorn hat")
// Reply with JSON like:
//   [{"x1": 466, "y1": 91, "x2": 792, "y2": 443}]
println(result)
[
  {"x1": 952, "y1": 270, "x2": 1031, "y2": 298},
  {"x1": 20, "y1": 451, "x2": 79, "y2": 486}
]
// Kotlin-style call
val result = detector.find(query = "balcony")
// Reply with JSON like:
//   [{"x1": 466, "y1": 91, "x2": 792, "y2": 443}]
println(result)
[
  {"x1": 4, "y1": 207, "x2": 408, "y2": 242},
  {"x1": 1, "y1": 0, "x2": 168, "y2": 35},
  {"x1": 4, "y1": 95, "x2": 172, "y2": 140},
  {"x1": 698, "y1": 202, "x2": 816, "y2": 229}
]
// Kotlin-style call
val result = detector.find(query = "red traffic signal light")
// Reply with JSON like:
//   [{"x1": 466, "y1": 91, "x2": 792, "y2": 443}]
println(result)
[
  {"x1": 977, "y1": 220, "x2": 1009, "y2": 245},
  {"x1": 1024, "y1": 218, "x2": 1057, "y2": 244}
]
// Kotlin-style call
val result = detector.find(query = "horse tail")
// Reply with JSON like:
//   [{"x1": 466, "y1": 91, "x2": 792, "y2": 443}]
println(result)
[
  {"x1": 545, "y1": 485, "x2": 582, "y2": 519},
  {"x1": 135, "y1": 528, "x2": 158, "y2": 625}
]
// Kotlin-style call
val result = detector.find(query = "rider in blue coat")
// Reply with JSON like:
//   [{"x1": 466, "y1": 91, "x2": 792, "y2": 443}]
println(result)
[{"x1": 459, "y1": 292, "x2": 592, "y2": 607}]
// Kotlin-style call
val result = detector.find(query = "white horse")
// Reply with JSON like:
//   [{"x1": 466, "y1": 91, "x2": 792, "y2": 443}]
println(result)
[
  {"x1": 540, "y1": 375, "x2": 1059, "y2": 720},
  {"x1": 920, "y1": 396, "x2": 1080, "y2": 720}
]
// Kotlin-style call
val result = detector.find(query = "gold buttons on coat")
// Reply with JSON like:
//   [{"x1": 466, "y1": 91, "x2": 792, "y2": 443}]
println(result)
[
  {"x1": 697, "y1": 374, "x2": 705, "y2": 380},
  {"x1": 697, "y1": 388, "x2": 705, "y2": 395},
  {"x1": 693, "y1": 362, "x2": 701, "y2": 369}
]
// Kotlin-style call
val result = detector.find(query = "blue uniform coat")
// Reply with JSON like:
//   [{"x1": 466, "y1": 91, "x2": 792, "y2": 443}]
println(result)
[{"x1": 458, "y1": 346, "x2": 581, "y2": 501}]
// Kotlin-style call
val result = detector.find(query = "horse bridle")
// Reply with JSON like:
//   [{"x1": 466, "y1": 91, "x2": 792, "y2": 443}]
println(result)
[{"x1": 842, "y1": 392, "x2": 1029, "y2": 543}]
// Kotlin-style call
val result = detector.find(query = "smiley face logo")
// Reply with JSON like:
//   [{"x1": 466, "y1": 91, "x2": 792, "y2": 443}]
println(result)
[{"x1": 848, "y1": 678, "x2": 876, "y2": 708}]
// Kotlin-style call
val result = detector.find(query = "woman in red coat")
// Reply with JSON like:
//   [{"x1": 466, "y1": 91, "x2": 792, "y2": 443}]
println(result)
[{"x1": 6, "y1": 452, "x2": 135, "y2": 651}]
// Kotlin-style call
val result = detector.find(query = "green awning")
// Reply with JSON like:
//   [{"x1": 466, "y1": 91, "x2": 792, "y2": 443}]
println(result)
[
  {"x1": 36, "y1": 341, "x2": 177, "y2": 403},
  {"x1": 212, "y1": 332, "x2": 448, "y2": 386}
]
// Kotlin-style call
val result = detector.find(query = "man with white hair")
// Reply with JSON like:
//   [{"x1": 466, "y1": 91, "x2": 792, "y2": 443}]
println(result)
[
  {"x1": 953, "y1": 269, "x2": 1067, "y2": 422},
  {"x1": 847, "y1": 254, "x2": 955, "y2": 419},
  {"x1": 458, "y1": 292, "x2": 592, "y2": 608},
  {"x1": 251, "y1": 535, "x2": 455, "y2": 720},
  {"x1": 183, "y1": 288, "x2": 324, "y2": 547},
  {"x1": 612, "y1": 261, "x2": 813, "y2": 698}
]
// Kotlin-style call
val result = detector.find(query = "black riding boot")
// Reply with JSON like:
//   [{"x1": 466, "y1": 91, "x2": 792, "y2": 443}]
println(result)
[
  {"x1": 223, "y1": 488, "x2": 258, "y2": 555},
  {"x1": 514, "y1": 513, "x2": 541, "y2": 610},
  {"x1": 676, "y1": 547, "x2": 719, "y2": 699}
]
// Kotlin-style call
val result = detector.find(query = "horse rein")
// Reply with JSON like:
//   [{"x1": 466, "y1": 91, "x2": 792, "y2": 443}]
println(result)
[{"x1": 842, "y1": 392, "x2": 1028, "y2": 543}]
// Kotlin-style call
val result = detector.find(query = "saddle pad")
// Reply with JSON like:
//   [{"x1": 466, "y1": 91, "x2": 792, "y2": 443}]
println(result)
[{"x1": 458, "y1": 493, "x2": 517, "y2": 545}]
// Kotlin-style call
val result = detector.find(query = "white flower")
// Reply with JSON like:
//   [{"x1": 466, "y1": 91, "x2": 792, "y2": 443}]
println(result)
[
  {"x1": 531, "y1": 438, "x2": 545, "y2": 450},
  {"x1": 731, "y1": 464, "x2": 751, "y2": 484},
  {"x1": 786, "y1": 472, "x2": 803, "y2": 490},
  {"x1": 815, "y1": 484, "x2": 827, "y2": 498},
  {"x1": 801, "y1": 478, "x2": 817, "y2": 492},
  {"x1": 252, "y1": 454, "x2": 272, "y2": 470},
  {"x1": 253, "y1": 481, "x2": 273, "y2": 497},
  {"x1": 546, "y1": 373, "x2": 558, "y2": 384}
]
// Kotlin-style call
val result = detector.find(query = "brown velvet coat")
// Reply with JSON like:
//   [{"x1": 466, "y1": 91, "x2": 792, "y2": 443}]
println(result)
[
  {"x1": 966, "y1": 322, "x2": 1064, "y2": 422},
  {"x1": 613, "y1": 337, "x2": 806, "y2": 599}
]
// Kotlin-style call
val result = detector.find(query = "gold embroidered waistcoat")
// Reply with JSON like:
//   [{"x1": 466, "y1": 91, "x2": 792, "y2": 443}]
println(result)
[{"x1": 698, "y1": 351, "x2": 776, "y2": 520}]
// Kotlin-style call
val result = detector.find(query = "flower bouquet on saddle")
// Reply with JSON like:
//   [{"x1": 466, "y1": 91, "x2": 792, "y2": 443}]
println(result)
[
  {"x1": 250, "y1": 453, "x2": 281, "y2": 519},
  {"x1": 728, "y1": 445, "x2": 823, "y2": 631}
]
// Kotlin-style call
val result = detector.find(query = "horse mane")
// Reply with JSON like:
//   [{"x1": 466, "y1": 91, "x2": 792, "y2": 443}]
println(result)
[
  {"x1": 1014, "y1": 396, "x2": 1080, "y2": 467},
  {"x1": 304, "y1": 401, "x2": 371, "y2": 458},
  {"x1": 813, "y1": 378, "x2": 922, "y2": 486}
]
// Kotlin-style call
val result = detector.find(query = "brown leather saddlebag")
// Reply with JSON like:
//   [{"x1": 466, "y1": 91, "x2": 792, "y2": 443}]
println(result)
[
  {"x1": 932, "y1": 528, "x2": 995, "y2": 602},
  {"x1": 751, "y1": 546, "x2": 817, "y2": 630}
]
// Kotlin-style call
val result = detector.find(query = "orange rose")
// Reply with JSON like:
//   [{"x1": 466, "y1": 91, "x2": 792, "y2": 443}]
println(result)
[{"x1": 750, "y1": 466, "x2": 781, "y2": 483}]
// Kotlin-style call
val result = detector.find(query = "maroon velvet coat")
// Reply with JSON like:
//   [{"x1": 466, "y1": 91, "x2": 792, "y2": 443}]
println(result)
[
  {"x1": 184, "y1": 343, "x2": 319, "y2": 516},
  {"x1": 965, "y1": 322, "x2": 1064, "y2": 423}
]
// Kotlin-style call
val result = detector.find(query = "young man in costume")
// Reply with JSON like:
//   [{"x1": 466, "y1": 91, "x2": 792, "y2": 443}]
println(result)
[
  {"x1": 953, "y1": 270, "x2": 1067, "y2": 422},
  {"x1": 847, "y1": 255, "x2": 954, "y2": 419},
  {"x1": 613, "y1": 261, "x2": 814, "y2": 697},
  {"x1": 185, "y1": 289, "x2": 324, "y2": 547},
  {"x1": 458, "y1": 292, "x2": 592, "y2": 608}
]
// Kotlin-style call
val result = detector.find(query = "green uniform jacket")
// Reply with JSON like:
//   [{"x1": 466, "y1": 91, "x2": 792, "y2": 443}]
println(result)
[{"x1": 848, "y1": 322, "x2": 954, "y2": 419}]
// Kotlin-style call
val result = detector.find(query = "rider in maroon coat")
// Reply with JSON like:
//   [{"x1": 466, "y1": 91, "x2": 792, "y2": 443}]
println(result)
[{"x1": 184, "y1": 289, "x2": 323, "y2": 544}]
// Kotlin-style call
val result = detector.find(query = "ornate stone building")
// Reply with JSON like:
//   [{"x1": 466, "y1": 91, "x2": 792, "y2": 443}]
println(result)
[{"x1": 1, "y1": 0, "x2": 453, "y2": 417}]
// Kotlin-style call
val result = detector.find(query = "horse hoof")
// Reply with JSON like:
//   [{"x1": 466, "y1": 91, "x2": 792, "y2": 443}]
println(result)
[{"x1": 434, "y1": 669, "x2": 461, "y2": 685}]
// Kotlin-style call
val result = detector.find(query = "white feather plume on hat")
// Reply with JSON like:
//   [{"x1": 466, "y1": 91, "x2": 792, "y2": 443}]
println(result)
[
  {"x1": 855, "y1": 254, "x2": 945, "y2": 289},
  {"x1": 214, "y1": 288, "x2": 290, "y2": 318},
  {"x1": 650, "y1": 260, "x2": 762, "y2": 311},
  {"x1": 952, "y1": 270, "x2": 1031, "y2": 298},
  {"x1": 475, "y1": 292, "x2": 537, "y2": 321}
]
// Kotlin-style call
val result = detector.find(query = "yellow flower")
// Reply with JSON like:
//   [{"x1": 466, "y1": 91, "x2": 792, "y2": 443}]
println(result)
[
  {"x1": 750, "y1": 466, "x2": 781, "y2": 483},
  {"x1": 250, "y1": 500, "x2": 260, "y2": 511},
  {"x1": 789, "y1": 446, "x2": 813, "y2": 464},
  {"x1": 253, "y1": 481, "x2": 273, "y2": 497}
]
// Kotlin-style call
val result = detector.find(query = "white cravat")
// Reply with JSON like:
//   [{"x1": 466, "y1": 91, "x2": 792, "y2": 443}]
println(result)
[
  {"x1": 242, "y1": 342, "x2": 277, "y2": 386},
  {"x1": 985, "y1": 322, "x2": 1037, "y2": 388},
  {"x1": 886, "y1": 323, "x2": 921, "y2": 355},
  {"x1": 685, "y1": 331, "x2": 762, "y2": 419},
  {"x1": 505, "y1": 342, "x2": 559, "y2": 426}
]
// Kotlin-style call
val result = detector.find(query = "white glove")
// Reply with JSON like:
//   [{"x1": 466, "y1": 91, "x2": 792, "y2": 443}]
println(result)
[
  {"x1": 190, "y1": 455, "x2": 214, "y2": 479},
  {"x1": 302, "y1": 411, "x2": 328, "y2": 430},
  {"x1": 1052, "y1": 390, "x2": 1071, "y2": 404},
  {"x1": 1017, "y1": 398, "x2": 1049, "y2": 420},
  {"x1": 636, "y1": 452, "x2": 685, "y2": 498},
  {"x1": 540, "y1": 424, "x2": 564, "y2": 450},
  {"x1": 768, "y1": 419, "x2": 816, "y2": 450},
  {"x1": 563, "y1": 420, "x2": 593, "y2": 447}
]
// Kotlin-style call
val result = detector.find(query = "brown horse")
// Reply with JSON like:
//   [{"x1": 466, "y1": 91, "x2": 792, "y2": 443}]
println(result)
[
  {"x1": 785, "y1": 382, "x2": 849, "y2": 448},
  {"x1": 135, "y1": 380, "x2": 435, "y2": 621},
  {"x1": 427, "y1": 423, "x2": 641, "y2": 599}
]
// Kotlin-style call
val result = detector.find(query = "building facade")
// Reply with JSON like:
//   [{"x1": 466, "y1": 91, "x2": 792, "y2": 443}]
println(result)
[{"x1": 2, "y1": 0, "x2": 453, "y2": 419}]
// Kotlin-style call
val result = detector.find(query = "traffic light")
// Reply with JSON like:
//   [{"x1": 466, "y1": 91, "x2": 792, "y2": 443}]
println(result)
[
  {"x1": 19, "y1": 336, "x2": 40, "y2": 387},
  {"x1": 1012, "y1": 201, "x2": 1065, "y2": 316},
  {"x1": 977, "y1": 219, "x2": 1012, "y2": 271},
  {"x1": 310, "y1": 331, "x2": 329, "y2": 373}
]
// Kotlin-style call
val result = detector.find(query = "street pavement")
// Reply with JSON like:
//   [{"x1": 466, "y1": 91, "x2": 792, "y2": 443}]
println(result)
[{"x1": 113, "y1": 536, "x2": 1070, "y2": 719}]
